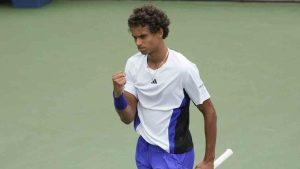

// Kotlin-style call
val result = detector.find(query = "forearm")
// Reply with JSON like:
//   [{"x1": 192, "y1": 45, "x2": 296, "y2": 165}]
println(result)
[
  {"x1": 113, "y1": 90, "x2": 137, "y2": 124},
  {"x1": 115, "y1": 106, "x2": 136, "y2": 124},
  {"x1": 203, "y1": 109, "x2": 217, "y2": 162}
]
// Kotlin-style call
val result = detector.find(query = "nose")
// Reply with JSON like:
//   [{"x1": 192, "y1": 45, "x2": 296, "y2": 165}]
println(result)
[{"x1": 135, "y1": 38, "x2": 142, "y2": 47}]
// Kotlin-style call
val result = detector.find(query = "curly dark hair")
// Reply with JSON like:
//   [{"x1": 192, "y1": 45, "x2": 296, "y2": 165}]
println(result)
[{"x1": 128, "y1": 5, "x2": 170, "y2": 39}]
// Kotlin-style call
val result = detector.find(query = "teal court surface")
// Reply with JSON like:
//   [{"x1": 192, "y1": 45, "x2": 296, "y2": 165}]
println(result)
[{"x1": 0, "y1": 1, "x2": 299, "y2": 169}]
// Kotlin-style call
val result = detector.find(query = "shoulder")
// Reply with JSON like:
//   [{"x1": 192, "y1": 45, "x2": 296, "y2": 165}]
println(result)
[
  {"x1": 125, "y1": 52, "x2": 145, "y2": 75},
  {"x1": 126, "y1": 52, "x2": 145, "y2": 66},
  {"x1": 169, "y1": 49, "x2": 197, "y2": 73}
]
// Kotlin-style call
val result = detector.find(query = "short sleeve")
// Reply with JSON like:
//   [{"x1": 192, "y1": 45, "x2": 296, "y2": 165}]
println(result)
[
  {"x1": 124, "y1": 59, "x2": 137, "y2": 98},
  {"x1": 183, "y1": 64, "x2": 210, "y2": 105}
]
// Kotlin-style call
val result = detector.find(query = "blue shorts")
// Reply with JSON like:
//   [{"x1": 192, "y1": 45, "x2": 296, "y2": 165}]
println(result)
[{"x1": 135, "y1": 136, "x2": 195, "y2": 169}]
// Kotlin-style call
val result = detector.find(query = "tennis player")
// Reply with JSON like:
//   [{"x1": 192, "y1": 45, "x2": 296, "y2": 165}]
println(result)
[{"x1": 112, "y1": 5, "x2": 217, "y2": 169}]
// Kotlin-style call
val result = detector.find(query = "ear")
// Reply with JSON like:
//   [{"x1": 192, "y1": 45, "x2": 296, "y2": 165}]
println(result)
[{"x1": 158, "y1": 28, "x2": 164, "y2": 38}]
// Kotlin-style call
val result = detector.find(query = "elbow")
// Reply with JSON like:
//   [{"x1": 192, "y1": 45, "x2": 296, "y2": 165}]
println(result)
[
  {"x1": 117, "y1": 109, "x2": 136, "y2": 125},
  {"x1": 120, "y1": 117, "x2": 133, "y2": 125},
  {"x1": 122, "y1": 119, "x2": 132, "y2": 125},
  {"x1": 205, "y1": 110, "x2": 217, "y2": 123}
]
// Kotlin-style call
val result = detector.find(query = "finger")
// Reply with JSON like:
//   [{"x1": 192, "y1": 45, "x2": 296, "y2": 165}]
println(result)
[
  {"x1": 120, "y1": 79, "x2": 126, "y2": 85},
  {"x1": 112, "y1": 72, "x2": 126, "y2": 79},
  {"x1": 112, "y1": 74, "x2": 126, "y2": 81},
  {"x1": 114, "y1": 78, "x2": 126, "y2": 86},
  {"x1": 113, "y1": 76, "x2": 126, "y2": 83},
  {"x1": 194, "y1": 165, "x2": 201, "y2": 169},
  {"x1": 115, "y1": 78, "x2": 126, "y2": 85},
  {"x1": 112, "y1": 71, "x2": 123, "y2": 76}
]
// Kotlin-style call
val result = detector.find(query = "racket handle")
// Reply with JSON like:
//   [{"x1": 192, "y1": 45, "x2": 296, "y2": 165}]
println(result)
[{"x1": 214, "y1": 149, "x2": 233, "y2": 168}]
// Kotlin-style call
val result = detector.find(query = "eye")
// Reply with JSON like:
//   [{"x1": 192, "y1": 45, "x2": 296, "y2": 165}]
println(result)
[
  {"x1": 132, "y1": 36, "x2": 137, "y2": 41},
  {"x1": 140, "y1": 35, "x2": 146, "y2": 39}
]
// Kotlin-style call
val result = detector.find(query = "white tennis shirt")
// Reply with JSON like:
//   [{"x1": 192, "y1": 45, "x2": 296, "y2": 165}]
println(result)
[{"x1": 124, "y1": 49, "x2": 210, "y2": 154}]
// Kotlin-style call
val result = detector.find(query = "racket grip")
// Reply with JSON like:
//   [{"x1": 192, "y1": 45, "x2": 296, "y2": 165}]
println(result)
[{"x1": 214, "y1": 149, "x2": 233, "y2": 168}]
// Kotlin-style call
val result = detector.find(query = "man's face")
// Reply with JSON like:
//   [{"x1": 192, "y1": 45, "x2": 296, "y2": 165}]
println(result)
[{"x1": 130, "y1": 26, "x2": 162, "y2": 55}]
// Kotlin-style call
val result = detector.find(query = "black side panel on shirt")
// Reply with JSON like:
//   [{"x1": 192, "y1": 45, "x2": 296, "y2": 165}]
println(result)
[{"x1": 174, "y1": 90, "x2": 194, "y2": 154}]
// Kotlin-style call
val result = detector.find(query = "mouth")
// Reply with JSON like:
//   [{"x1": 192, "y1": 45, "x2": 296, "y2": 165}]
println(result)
[{"x1": 138, "y1": 48, "x2": 147, "y2": 53}]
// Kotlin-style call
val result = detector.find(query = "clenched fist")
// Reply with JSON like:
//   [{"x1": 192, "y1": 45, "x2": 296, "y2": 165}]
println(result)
[{"x1": 112, "y1": 71, "x2": 126, "y2": 97}]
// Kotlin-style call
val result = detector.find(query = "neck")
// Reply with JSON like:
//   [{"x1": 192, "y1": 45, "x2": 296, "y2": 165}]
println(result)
[{"x1": 147, "y1": 43, "x2": 168, "y2": 66}]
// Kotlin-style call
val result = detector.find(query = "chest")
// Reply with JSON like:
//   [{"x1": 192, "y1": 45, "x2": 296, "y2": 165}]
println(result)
[{"x1": 134, "y1": 66, "x2": 184, "y2": 100}]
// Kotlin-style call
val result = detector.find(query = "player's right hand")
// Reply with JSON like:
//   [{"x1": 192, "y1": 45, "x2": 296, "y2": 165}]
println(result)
[{"x1": 112, "y1": 71, "x2": 126, "y2": 97}]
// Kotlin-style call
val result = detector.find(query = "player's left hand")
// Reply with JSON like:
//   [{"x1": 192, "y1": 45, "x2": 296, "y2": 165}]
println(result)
[{"x1": 195, "y1": 160, "x2": 214, "y2": 169}]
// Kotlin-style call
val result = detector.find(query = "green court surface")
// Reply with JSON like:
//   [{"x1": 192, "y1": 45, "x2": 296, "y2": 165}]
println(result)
[{"x1": 0, "y1": 1, "x2": 299, "y2": 169}]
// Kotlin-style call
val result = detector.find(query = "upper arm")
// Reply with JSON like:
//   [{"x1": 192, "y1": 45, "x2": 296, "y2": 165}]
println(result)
[
  {"x1": 197, "y1": 99, "x2": 216, "y2": 117},
  {"x1": 124, "y1": 58, "x2": 137, "y2": 97},
  {"x1": 183, "y1": 64, "x2": 210, "y2": 105}
]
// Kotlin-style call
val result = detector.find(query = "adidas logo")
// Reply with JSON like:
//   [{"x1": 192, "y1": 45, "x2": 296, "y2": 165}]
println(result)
[{"x1": 151, "y1": 79, "x2": 157, "y2": 84}]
